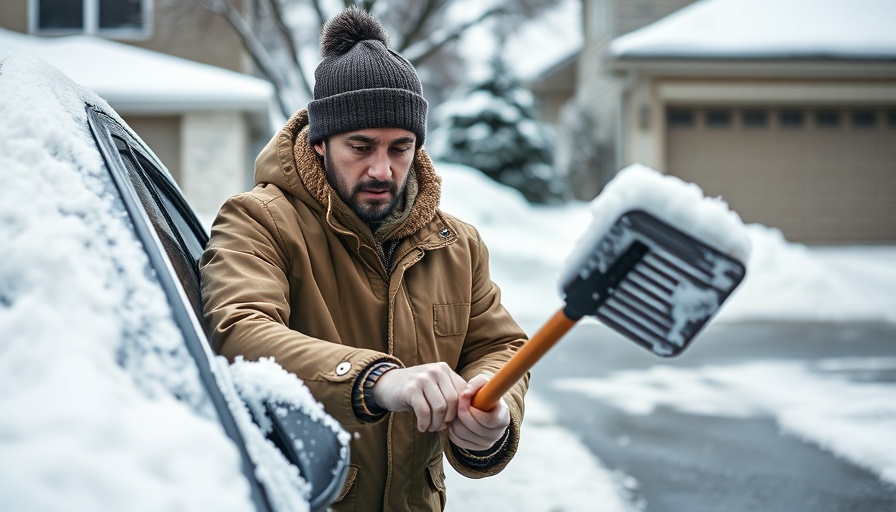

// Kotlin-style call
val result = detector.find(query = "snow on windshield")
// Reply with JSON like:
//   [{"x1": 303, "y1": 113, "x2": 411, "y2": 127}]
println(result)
[{"x1": 0, "y1": 54, "x2": 316, "y2": 511}]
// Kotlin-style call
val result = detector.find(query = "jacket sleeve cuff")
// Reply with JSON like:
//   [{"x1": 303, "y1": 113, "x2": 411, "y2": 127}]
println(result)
[
  {"x1": 351, "y1": 360, "x2": 402, "y2": 423},
  {"x1": 449, "y1": 426, "x2": 511, "y2": 469}
]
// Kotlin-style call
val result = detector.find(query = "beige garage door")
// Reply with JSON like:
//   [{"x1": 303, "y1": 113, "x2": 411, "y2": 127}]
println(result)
[{"x1": 665, "y1": 106, "x2": 896, "y2": 243}]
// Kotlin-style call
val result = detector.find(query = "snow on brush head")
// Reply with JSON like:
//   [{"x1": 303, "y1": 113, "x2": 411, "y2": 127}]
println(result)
[{"x1": 560, "y1": 164, "x2": 751, "y2": 290}]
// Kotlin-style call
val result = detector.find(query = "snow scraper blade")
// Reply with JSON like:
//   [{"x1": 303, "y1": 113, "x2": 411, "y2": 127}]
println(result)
[
  {"x1": 561, "y1": 209, "x2": 746, "y2": 357},
  {"x1": 471, "y1": 209, "x2": 746, "y2": 411}
]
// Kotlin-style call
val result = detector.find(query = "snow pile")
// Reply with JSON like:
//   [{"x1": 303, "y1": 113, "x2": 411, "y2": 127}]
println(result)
[
  {"x1": 554, "y1": 357, "x2": 896, "y2": 484},
  {"x1": 718, "y1": 226, "x2": 896, "y2": 323},
  {"x1": 0, "y1": 55, "x2": 254, "y2": 511},
  {"x1": 438, "y1": 162, "x2": 589, "y2": 325},
  {"x1": 611, "y1": 0, "x2": 896, "y2": 59}
]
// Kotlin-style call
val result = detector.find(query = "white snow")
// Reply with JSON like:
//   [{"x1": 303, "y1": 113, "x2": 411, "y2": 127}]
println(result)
[
  {"x1": 445, "y1": 394, "x2": 639, "y2": 512},
  {"x1": 611, "y1": 0, "x2": 896, "y2": 59},
  {"x1": 215, "y1": 357, "x2": 313, "y2": 512}
]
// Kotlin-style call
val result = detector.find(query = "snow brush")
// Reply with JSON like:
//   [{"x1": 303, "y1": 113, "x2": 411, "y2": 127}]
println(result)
[{"x1": 471, "y1": 165, "x2": 750, "y2": 411}]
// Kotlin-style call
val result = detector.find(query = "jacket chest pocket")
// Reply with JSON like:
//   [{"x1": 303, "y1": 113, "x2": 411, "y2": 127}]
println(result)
[{"x1": 432, "y1": 303, "x2": 470, "y2": 337}]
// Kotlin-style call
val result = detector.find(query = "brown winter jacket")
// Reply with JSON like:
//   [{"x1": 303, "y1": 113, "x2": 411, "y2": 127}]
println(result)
[{"x1": 200, "y1": 109, "x2": 528, "y2": 511}]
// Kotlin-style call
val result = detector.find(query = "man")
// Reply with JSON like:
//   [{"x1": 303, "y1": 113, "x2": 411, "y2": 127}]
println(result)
[{"x1": 200, "y1": 7, "x2": 528, "y2": 511}]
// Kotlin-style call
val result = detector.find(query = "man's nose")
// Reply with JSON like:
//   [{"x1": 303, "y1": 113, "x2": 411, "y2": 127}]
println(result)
[{"x1": 367, "y1": 149, "x2": 392, "y2": 181}]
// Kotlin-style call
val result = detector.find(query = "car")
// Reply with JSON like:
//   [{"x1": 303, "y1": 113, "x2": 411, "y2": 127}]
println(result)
[{"x1": 0, "y1": 53, "x2": 349, "y2": 512}]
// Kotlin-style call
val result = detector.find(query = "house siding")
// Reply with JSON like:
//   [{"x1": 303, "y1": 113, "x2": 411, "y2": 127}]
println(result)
[
  {"x1": 132, "y1": 0, "x2": 248, "y2": 72},
  {"x1": 124, "y1": 115, "x2": 182, "y2": 182},
  {"x1": 0, "y1": 2, "x2": 28, "y2": 32},
  {"x1": 180, "y1": 111, "x2": 250, "y2": 219}
]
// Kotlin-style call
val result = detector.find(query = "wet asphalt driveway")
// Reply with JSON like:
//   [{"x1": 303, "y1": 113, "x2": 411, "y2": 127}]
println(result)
[{"x1": 530, "y1": 321, "x2": 896, "y2": 511}]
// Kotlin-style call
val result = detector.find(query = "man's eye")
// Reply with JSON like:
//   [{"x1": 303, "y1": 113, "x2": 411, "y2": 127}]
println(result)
[
  {"x1": 351, "y1": 145, "x2": 371, "y2": 153},
  {"x1": 392, "y1": 146, "x2": 412, "y2": 154}
]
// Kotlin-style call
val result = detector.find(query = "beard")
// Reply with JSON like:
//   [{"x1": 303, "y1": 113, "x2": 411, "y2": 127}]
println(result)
[{"x1": 322, "y1": 145, "x2": 408, "y2": 224}]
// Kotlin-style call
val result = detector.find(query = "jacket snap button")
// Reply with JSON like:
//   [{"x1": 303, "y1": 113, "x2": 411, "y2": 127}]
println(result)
[
  {"x1": 438, "y1": 228, "x2": 451, "y2": 238},
  {"x1": 335, "y1": 361, "x2": 351, "y2": 376}
]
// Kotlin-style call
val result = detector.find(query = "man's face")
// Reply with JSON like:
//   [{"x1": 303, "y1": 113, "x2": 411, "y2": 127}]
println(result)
[{"x1": 314, "y1": 128, "x2": 415, "y2": 223}]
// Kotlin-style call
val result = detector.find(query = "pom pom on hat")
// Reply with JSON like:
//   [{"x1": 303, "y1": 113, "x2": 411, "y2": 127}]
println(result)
[{"x1": 320, "y1": 7, "x2": 389, "y2": 57}]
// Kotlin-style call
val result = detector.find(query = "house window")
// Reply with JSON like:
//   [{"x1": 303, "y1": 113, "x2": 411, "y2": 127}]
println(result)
[
  {"x1": 705, "y1": 110, "x2": 732, "y2": 128},
  {"x1": 31, "y1": 0, "x2": 151, "y2": 39},
  {"x1": 779, "y1": 109, "x2": 805, "y2": 128},
  {"x1": 815, "y1": 110, "x2": 841, "y2": 128},
  {"x1": 667, "y1": 109, "x2": 694, "y2": 128},
  {"x1": 851, "y1": 110, "x2": 877, "y2": 128},
  {"x1": 742, "y1": 109, "x2": 768, "y2": 128}
]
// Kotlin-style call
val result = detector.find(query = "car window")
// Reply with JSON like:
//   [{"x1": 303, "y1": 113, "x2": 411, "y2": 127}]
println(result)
[
  {"x1": 85, "y1": 106, "x2": 274, "y2": 512},
  {"x1": 109, "y1": 135, "x2": 206, "y2": 322}
]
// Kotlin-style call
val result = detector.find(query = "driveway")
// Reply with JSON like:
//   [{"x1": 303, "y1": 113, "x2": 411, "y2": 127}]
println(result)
[{"x1": 531, "y1": 321, "x2": 896, "y2": 511}]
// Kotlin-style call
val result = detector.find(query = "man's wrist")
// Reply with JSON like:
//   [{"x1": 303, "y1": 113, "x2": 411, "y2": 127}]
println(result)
[{"x1": 352, "y1": 360, "x2": 400, "y2": 422}]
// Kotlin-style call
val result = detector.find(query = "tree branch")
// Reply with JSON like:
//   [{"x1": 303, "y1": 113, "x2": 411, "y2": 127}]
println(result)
[
  {"x1": 265, "y1": 0, "x2": 313, "y2": 98},
  {"x1": 404, "y1": 6, "x2": 506, "y2": 66},
  {"x1": 309, "y1": 0, "x2": 328, "y2": 31},
  {"x1": 197, "y1": 0, "x2": 293, "y2": 117},
  {"x1": 395, "y1": 0, "x2": 445, "y2": 53}
]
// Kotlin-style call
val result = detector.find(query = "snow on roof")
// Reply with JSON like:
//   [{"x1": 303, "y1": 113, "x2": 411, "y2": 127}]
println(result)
[
  {"x1": 0, "y1": 28, "x2": 274, "y2": 113},
  {"x1": 611, "y1": 0, "x2": 896, "y2": 60}
]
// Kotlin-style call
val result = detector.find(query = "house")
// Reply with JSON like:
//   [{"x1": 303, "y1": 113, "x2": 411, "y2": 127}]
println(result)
[
  {"x1": 0, "y1": 0, "x2": 275, "y2": 220},
  {"x1": 533, "y1": 0, "x2": 896, "y2": 244}
]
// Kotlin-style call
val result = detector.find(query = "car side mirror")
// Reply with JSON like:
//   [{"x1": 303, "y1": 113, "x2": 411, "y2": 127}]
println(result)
[{"x1": 256, "y1": 400, "x2": 351, "y2": 511}]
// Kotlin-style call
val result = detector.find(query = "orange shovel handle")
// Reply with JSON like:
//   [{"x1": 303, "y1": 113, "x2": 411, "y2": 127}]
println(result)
[{"x1": 471, "y1": 309, "x2": 577, "y2": 411}]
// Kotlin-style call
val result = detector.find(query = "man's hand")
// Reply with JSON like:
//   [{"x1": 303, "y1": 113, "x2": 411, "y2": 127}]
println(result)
[
  {"x1": 448, "y1": 374, "x2": 511, "y2": 452},
  {"x1": 371, "y1": 362, "x2": 467, "y2": 432}
]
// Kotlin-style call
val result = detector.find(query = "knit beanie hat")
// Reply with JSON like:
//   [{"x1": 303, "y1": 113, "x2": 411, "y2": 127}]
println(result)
[{"x1": 308, "y1": 8, "x2": 428, "y2": 147}]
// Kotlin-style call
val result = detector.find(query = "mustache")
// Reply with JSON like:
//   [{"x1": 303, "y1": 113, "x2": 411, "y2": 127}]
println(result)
[{"x1": 353, "y1": 178, "x2": 397, "y2": 195}]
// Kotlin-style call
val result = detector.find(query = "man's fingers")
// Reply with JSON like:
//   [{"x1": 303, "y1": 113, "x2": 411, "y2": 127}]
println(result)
[
  {"x1": 420, "y1": 382, "x2": 450, "y2": 432},
  {"x1": 448, "y1": 421, "x2": 494, "y2": 451},
  {"x1": 411, "y1": 363, "x2": 466, "y2": 432}
]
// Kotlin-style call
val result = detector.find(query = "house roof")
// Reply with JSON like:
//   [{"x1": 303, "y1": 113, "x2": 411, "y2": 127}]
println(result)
[
  {"x1": 0, "y1": 28, "x2": 275, "y2": 114},
  {"x1": 611, "y1": 0, "x2": 896, "y2": 60}
]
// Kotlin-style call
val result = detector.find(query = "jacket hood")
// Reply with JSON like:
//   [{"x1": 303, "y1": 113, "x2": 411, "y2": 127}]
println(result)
[{"x1": 254, "y1": 109, "x2": 442, "y2": 241}]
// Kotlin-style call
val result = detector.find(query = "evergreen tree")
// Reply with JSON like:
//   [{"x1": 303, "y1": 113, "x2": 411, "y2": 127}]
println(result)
[{"x1": 432, "y1": 45, "x2": 568, "y2": 203}]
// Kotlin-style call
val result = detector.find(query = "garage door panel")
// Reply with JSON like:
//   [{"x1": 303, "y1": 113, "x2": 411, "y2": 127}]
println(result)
[{"x1": 666, "y1": 106, "x2": 896, "y2": 243}]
